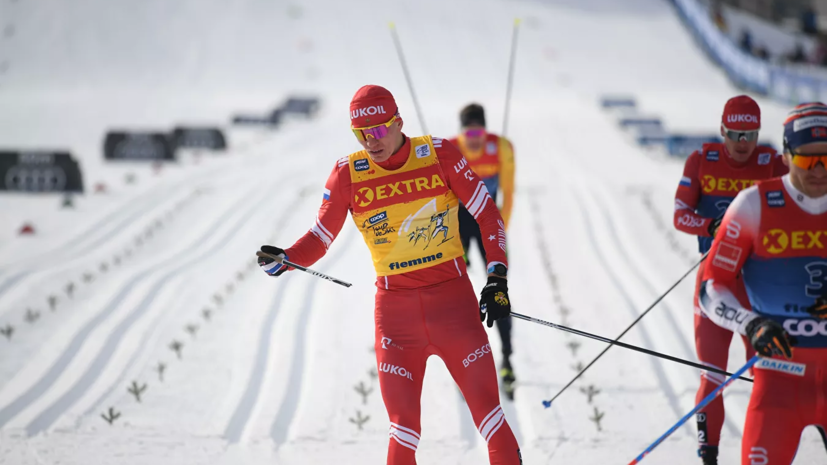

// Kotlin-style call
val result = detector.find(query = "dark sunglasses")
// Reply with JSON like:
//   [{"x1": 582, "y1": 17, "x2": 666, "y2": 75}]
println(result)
[{"x1": 724, "y1": 129, "x2": 759, "y2": 142}]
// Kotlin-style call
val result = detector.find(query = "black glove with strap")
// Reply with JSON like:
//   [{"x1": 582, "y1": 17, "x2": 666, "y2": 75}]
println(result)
[
  {"x1": 257, "y1": 245, "x2": 291, "y2": 277},
  {"x1": 807, "y1": 295, "x2": 827, "y2": 319},
  {"x1": 480, "y1": 276, "x2": 511, "y2": 328},
  {"x1": 745, "y1": 317, "x2": 794, "y2": 359}
]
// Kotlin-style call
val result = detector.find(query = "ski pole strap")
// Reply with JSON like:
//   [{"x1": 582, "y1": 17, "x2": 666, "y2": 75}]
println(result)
[
  {"x1": 510, "y1": 312, "x2": 752, "y2": 383},
  {"x1": 627, "y1": 355, "x2": 760, "y2": 464},
  {"x1": 256, "y1": 251, "x2": 352, "y2": 288}
]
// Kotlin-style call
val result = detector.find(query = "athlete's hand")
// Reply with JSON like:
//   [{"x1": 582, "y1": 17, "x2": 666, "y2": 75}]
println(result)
[
  {"x1": 806, "y1": 295, "x2": 827, "y2": 319},
  {"x1": 707, "y1": 218, "x2": 722, "y2": 237},
  {"x1": 257, "y1": 245, "x2": 291, "y2": 277},
  {"x1": 745, "y1": 317, "x2": 794, "y2": 359},
  {"x1": 479, "y1": 277, "x2": 511, "y2": 328}
]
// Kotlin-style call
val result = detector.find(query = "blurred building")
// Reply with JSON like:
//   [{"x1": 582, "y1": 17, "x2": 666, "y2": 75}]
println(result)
[{"x1": 718, "y1": 0, "x2": 827, "y2": 32}]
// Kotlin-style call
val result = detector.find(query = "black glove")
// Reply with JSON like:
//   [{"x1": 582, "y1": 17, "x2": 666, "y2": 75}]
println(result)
[
  {"x1": 745, "y1": 317, "x2": 794, "y2": 359},
  {"x1": 707, "y1": 218, "x2": 722, "y2": 237},
  {"x1": 807, "y1": 295, "x2": 827, "y2": 319},
  {"x1": 257, "y1": 245, "x2": 290, "y2": 277},
  {"x1": 479, "y1": 276, "x2": 511, "y2": 328}
]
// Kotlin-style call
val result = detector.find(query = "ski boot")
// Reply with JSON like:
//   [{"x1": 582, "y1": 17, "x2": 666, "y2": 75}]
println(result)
[
  {"x1": 698, "y1": 445, "x2": 718, "y2": 465},
  {"x1": 500, "y1": 357, "x2": 516, "y2": 400}
]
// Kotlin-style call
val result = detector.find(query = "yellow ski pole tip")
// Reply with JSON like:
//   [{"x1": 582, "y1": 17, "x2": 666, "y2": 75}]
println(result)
[
  {"x1": 389, "y1": 21, "x2": 396, "y2": 29},
  {"x1": 514, "y1": 18, "x2": 521, "y2": 25}
]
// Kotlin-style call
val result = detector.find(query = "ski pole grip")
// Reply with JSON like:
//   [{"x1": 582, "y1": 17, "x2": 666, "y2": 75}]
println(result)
[
  {"x1": 256, "y1": 250, "x2": 286, "y2": 264},
  {"x1": 256, "y1": 251, "x2": 353, "y2": 288}
]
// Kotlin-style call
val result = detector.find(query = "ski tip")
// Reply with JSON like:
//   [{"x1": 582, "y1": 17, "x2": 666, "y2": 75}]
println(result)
[{"x1": 542, "y1": 400, "x2": 552, "y2": 409}]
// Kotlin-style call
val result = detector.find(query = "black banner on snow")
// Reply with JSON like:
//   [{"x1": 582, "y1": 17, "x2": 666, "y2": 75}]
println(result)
[
  {"x1": 103, "y1": 132, "x2": 175, "y2": 161},
  {"x1": 279, "y1": 96, "x2": 320, "y2": 117},
  {"x1": 231, "y1": 114, "x2": 279, "y2": 126},
  {"x1": 0, "y1": 151, "x2": 84, "y2": 193},
  {"x1": 171, "y1": 127, "x2": 227, "y2": 150}
]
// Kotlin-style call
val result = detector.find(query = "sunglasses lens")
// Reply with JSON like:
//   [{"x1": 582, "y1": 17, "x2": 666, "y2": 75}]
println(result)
[
  {"x1": 726, "y1": 130, "x2": 759, "y2": 142},
  {"x1": 465, "y1": 129, "x2": 485, "y2": 137},
  {"x1": 791, "y1": 156, "x2": 811, "y2": 170},
  {"x1": 353, "y1": 116, "x2": 396, "y2": 142},
  {"x1": 791, "y1": 155, "x2": 827, "y2": 170},
  {"x1": 362, "y1": 125, "x2": 389, "y2": 140}
]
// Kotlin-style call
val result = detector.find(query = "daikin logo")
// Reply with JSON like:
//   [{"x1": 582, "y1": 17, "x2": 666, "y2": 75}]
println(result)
[
  {"x1": 727, "y1": 114, "x2": 758, "y2": 123},
  {"x1": 755, "y1": 358, "x2": 806, "y2": 376},
  {"x1": 351, "y1": 106, "x2": 387, "y2": 119}
]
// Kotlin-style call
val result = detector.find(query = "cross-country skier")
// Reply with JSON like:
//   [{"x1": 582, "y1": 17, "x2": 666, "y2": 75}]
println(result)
[
  {"x1": 449, "y1": 104, "x2": 517, "y2": 399},
  {"x1": 699, "y1": 102, "x2": 827, "y2": 465},
  {"x1": 430, "y1": 206, "x2": 451, "y2": 243},
  {"x1": 673, "y1": 95, "x2": 787, "y2": 464},
  {"x1": 257, "y1": 85, "x2": 522, "y2": 465}
]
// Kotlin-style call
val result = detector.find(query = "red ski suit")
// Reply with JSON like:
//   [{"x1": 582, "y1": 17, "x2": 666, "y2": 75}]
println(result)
[
  {"x1": 285, "y1": 135, "x2": 521, "y2": 465},
  {"x1": 674, "y1": 143, "x2": 786, "y2": 449},
  {"x1": 699, "y1": 175, "x2": 827, "y2": 464}
]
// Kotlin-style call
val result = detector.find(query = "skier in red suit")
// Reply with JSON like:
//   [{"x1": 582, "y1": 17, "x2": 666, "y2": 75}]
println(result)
[
  {"x1": 257, "y1": 85, "x2": 522, "y2": 465},
  {"x1": 700, "y1": 102, "x2": 827, "y2": 465},
  {"x1": 673, "y1": 95, "x2": 787, "y2": 464}
]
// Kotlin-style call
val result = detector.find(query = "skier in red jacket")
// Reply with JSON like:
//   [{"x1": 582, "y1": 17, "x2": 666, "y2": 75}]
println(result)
[
  {"x1": 673, "y1": 95, "x2": 787, "y2": 464},
  {"x1": 257, "y1": 85, "x2": 522, "y2": 465},
  {"x1": 699, "y1": 102, "x2": 827, "y2": 465}
]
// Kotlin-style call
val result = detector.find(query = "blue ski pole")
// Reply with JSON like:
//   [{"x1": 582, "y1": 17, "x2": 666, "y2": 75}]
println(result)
[{"x1": 627, "y1": 354, "x2": 760, "y2": 464}]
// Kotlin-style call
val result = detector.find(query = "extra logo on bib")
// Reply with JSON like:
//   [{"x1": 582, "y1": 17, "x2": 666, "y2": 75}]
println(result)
[
  {"x1": 701, "y1": 175, "x2": 759, "y2": 194},
  {"x1": 354, "y1": 175, "x2": 446, "y2": 207},
  {"x1": 761, "y1": 228, "x2": 826, "y2": 254}
]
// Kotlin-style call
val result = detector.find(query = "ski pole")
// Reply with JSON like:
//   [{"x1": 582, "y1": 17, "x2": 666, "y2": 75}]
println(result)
[
  {"x1": 544, "y1": 252, "x2": 709, "y2": 406},
  {"x1": 510, "y1": 312, "x2": 751, "y2": 402},
  {"x1": 502, "y1": 18, "x2": 521, "y2": 137},
  {"x1": 627, "y1": 355, "x2": 760, "y2": 464},
  {"x1": 256, "y1": 251, "x2": 352, "y2": 288},
  {"x1": 388, "y1": 22, "x2": 428, "y2": 134}
]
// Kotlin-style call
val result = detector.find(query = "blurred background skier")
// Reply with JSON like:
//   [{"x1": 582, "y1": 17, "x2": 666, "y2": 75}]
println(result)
[{"x1": 450, "y1": 103, "x2": 517, "y2": 399}]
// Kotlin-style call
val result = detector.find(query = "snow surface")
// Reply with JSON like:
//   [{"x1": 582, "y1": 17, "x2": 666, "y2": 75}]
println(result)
[{"x1": 0, "y1": 0, "x2": 824, "y2": 463}]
